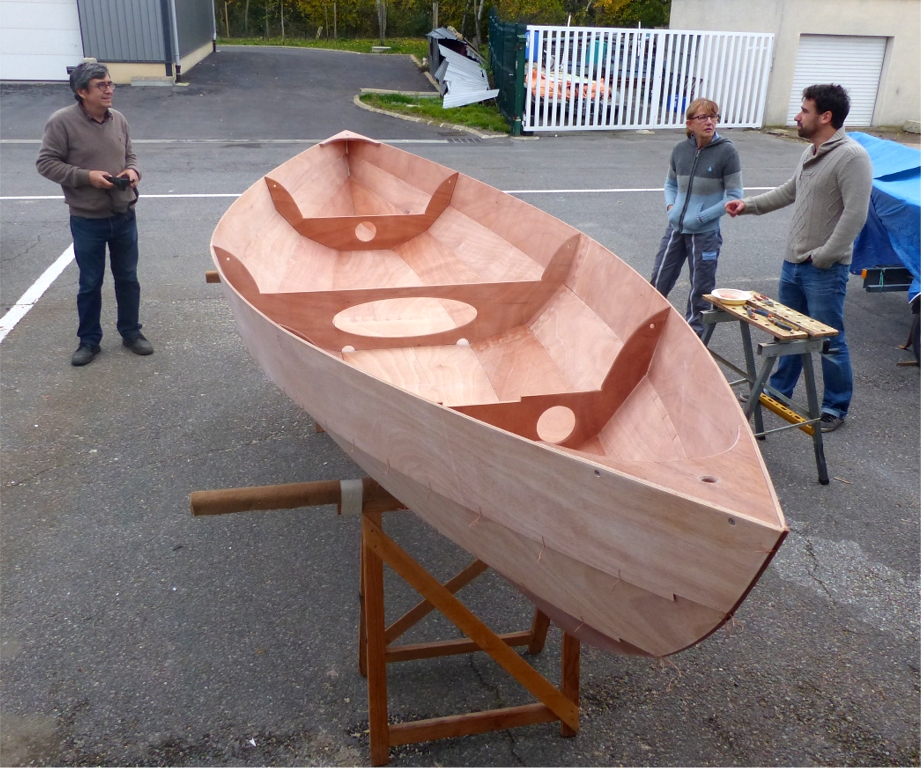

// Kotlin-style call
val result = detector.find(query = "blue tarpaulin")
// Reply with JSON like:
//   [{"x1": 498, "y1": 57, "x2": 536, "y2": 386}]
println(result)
[{"x1": 849, "y1": 132, "x2": 921, "y2": 302}]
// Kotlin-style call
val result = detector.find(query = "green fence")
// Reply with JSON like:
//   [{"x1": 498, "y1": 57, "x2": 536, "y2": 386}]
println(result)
[{"x1": 488, "y1": 9, "x2": 527, "y2": 136}]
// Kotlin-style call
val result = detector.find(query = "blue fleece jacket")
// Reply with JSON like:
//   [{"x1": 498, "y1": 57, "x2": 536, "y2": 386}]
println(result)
[{"x1": 664, "y1": 133, "x2": 743, "y2": 234}]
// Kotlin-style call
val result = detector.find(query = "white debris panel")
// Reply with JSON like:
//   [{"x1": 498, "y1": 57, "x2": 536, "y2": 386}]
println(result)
[{"x1": 437, "y1": 44, "x2": 499, "y2": 109}]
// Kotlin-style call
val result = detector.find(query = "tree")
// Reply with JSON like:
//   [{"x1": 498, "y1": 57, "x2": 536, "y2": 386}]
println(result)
[{"x1": 593, "y1": 0, "x2": 670, "y2": 27}]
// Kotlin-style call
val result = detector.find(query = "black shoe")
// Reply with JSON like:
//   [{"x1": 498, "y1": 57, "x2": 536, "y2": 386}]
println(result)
[
  {"x1": 123, "y1": 333, "x2": 153, "y2": 356},
  {"x1": 820, "y1": 413, "x2": 845, "y2": 433},
  {"x1": 71, "y1": 343, "x2": 101, "y2": 366}
]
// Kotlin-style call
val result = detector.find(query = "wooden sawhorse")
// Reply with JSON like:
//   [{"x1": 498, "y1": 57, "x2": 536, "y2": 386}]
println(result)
[
  {"x1": 702, "y1": 293, "x2": 840, "y2": 485},
  {"x1": 191, "y1": 477, "x2": 580, "y2": 765}
]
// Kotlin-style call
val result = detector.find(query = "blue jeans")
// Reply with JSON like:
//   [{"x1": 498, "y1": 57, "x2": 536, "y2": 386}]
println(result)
[
  {"x1": 769, "y1": 260, "x2": 852, "y2": 418},
  {"x1": 650, "y1": 227, "x2": 722, "y2": 336},
  {"x1": 70, "y1": 210, "x2": 142, "y2": 346}
]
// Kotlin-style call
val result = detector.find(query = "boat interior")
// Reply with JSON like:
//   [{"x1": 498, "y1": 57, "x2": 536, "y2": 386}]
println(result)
[{"x1": 212, "y1": 132, "x2": 781, "y2": 525}]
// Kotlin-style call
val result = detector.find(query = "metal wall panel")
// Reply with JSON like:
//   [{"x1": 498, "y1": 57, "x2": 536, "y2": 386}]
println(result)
[
  {"x1": 174, "y1": 0, "x2": 213, "y2": 58},
  {"x1": 786, "y1": 35, "x2": 887, "y2": 126},
  {"x1": 77, "y1": 0, "x2": 166, "y2": 62}
]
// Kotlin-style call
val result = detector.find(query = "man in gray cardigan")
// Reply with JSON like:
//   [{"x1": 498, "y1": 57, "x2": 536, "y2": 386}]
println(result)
[
  {"x1": 37, "y1": 61, "x2": 153, "y2": 366},
  {"x1": 725, "y1": 84, "x2": 872, "y2": 432}
]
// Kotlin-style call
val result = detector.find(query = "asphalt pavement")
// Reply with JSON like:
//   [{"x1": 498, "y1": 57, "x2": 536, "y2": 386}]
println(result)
[{"x1": 1, "y1": 45, "x2": 918, "y2": 767}]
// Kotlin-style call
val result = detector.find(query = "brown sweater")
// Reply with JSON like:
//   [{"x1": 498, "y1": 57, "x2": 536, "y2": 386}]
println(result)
[
  {"x1": 739, "y1": 127, "x2": 872, "y2": 269},
  {"x1": 36, "y1": 103, "x2": 141, "y2": 218}
]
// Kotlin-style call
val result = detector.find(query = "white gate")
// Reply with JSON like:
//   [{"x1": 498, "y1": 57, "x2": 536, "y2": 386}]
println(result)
[{"x1": 523, "y1": 26, "x2": 774, "y2": 132}]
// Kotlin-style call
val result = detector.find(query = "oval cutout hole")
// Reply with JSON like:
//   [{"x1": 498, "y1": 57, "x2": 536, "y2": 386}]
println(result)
[
  {"x1": 334, "y1": 297, "x2": 477, "y2": 338},
  {"x1": 699, "y1": 475, "x2": 719, "y2": 484},
  {"x1": 537, "y1": 406, "x2": 576, "y2": 444},
  {"x1": 355, "y1": 221, "x2": 377, "y2": 242}
]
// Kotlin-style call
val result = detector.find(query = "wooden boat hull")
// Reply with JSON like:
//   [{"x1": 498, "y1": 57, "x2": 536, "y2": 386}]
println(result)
[{"x1": 212, "y1": 131, "x2": 787, "y2": 658}]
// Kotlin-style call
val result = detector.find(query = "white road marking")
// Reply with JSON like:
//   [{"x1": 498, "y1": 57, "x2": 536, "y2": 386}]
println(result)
[
  {"x1": 0, "y1": 186, "x2": 775, "y2": 343},
  {"x1": 0, "y1": 138, "x2": 453, "y2": 145},
  {"x1": 0, "y1": 187, "x2": 774, "y2": 201},
  {"x1": 0, "y1": 244, "x2": 74, "y2": 344}
]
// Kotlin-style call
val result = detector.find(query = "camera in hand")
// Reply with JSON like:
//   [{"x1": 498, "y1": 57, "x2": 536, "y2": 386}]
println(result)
[{"x1": 104, "y1": 174, "x2": 131, "y2": 191}]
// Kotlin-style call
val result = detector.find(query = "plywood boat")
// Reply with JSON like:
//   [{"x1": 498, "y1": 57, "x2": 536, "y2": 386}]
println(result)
[{"x1": 210, "y1": 130, "x2": 787, "y2": 658}]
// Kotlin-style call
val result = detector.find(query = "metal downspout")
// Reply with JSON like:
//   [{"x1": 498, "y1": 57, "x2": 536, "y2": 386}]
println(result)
[
  {"x1": 159, "y1": 0, "x2": 173, "y2": 77},
  {"x1": 168, "y1": 0, "x2": 182, "y2": 81}
]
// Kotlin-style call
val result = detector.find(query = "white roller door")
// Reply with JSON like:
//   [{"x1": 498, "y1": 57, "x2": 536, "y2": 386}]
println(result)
[
  {"x1": 0, "y1": 0, "x2": 84, "y2": 81},
  {"x1": 787, "y1": 35, "x2": 887, "y2": 126}
]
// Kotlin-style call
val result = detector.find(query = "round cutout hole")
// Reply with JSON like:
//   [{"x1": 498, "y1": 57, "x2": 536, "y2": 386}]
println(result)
[
  {"x1": 699, "y1": 475, "x2": 719, "y2": 484},
  {"x1": 355, "y1": 221, "x2": 377, "y2": 242},
  {"x1": 537, "y1": 406, "x2": 576, "y2": 444}
]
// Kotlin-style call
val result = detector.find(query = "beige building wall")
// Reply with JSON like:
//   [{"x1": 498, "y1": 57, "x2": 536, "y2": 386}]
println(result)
[
  {"x1": 670, "y1": 0, "x2": 920, "y2": 127},
  {"x1": 105, "y1": 41, "x2": 214, "y2": 85}
]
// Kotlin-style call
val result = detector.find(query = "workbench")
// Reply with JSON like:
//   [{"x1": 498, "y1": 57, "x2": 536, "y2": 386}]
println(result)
[{"x1": 701, "y1": 292, "x2": 839, "y2": 485}]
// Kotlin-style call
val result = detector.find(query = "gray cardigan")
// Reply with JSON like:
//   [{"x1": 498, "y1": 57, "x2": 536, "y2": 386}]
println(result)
[{"x1": 740, "y1": 127, "x2": 872, "y2": 269}]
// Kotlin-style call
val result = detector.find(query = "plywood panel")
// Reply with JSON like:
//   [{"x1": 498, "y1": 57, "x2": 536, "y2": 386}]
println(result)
[
  {"x1": 394, "y1": 232, "x2": 485, "y2": 286},
  {"x1": 595, "y1": 377, "x2": 687, "y2": 462},
  {"x1": 567, "y1": 237, "x2": 671, "y2": 342},
  {"x1": 472, "y1": 325, "x2": 574, "y2": 401},
  {"x1": 267, "y1": 144, "x2": 350, "y2": 218},
  {"x1": 343, "y1": 440, "x2": 730, "y2": 658},
  {"x1": 429, "y1": 208, "x2": 543, "y2": 283},
  {"x1": 345, "y1": 345, "x2": 499, "y2": 406},
  {"x1": 349, "y1": 140, "x2": 450, "y2": 196},
  {"x1": 450, "y1": 175, "x2": 578, "y2": 269},
  {"x1": 331, "y1": 249, "x2": 423, "y2": 291},
  {"x1": 349, "y1": 156, "x2": 432, "y2": 214},
  {"x1": 529, "y1": 286, "x2": 623, "y2": 392}
]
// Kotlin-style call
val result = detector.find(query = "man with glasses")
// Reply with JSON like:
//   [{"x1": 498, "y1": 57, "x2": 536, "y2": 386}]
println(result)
[
  {"x1": 650, "y1": 98, "x2": 743, "y2": 336},
  {"x1": 37, "y1": 60, "x2": 153, "y2": 366},
  {"x1": 725, "y1": 84, "x2": 871, "y2": 433}
]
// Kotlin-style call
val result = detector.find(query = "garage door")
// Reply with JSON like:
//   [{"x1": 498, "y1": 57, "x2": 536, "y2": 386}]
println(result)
[
  {"x1": 787, "y1": 35, "x2": 887, "y2": 126},
  {"x1": 0, "y1": 0, "x2": 84, "y2": 81}
]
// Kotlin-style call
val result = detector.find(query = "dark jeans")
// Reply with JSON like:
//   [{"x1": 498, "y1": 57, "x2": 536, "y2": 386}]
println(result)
[
  {"x1": 70, "y1": 210, "x2": 142, "y2": 346},
  {"x1": 769, "y1": 260, "x2": 853, "y2": 419},
  {"x1": 650, "y1": 227, "x2": 723, "y2": 336}
]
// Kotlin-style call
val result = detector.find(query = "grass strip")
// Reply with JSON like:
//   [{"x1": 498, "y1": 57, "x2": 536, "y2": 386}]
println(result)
[
  {"x1": 360, "y1": 92, "x2": 509, "y2": 134},
  {"x1": 217, "y1": 37, "x2": 429, "y2": 59}
]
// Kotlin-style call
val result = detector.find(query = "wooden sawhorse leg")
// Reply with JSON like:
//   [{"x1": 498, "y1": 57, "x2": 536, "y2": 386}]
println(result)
[
  {"x1": 189, "y1": 478, "x2": 581, "y2": 766},
  {"x1": 360, "y1": 510, "x2": 580, "y2": 766}
]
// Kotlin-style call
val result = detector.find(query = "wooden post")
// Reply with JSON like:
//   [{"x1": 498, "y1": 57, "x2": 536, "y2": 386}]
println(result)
[
  {"x1": 363, "y1": 511, "x2": 390, "y2": 766},
  {"x1": 560, "y1": 632, "x2": 580, "y2": 736}
]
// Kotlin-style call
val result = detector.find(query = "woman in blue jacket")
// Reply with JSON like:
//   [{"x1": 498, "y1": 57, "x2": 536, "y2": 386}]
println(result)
[{"x1": 650, "y1": 98, "x2": 743, "y2": 336}]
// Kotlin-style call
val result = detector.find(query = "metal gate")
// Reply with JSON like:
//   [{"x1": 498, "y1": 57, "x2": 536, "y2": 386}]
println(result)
[{"x1": 523, "y1": 26, "x2": 774, "y2": 132}]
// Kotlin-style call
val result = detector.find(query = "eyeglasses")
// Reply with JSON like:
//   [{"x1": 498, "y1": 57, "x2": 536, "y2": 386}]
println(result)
[
  {"x1": 91, "y1": 81, "x2": 116, "y2": 92},
  {"x1": 689, "y1": 114, "x2": 720, "y2": 123}
]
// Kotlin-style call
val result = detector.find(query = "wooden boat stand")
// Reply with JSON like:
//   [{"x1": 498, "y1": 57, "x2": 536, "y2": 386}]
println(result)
[
  {"x1": 190, "y1": 477, "x2": 581, "y2": 766},
  {"x1": 701, "y1": 294, "x2": 838, "y2": 485}
]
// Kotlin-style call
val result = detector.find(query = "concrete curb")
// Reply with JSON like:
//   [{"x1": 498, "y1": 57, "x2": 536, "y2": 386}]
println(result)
[{"x1": 352, "y1": 93, "x2": 508, "y2": 140}]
